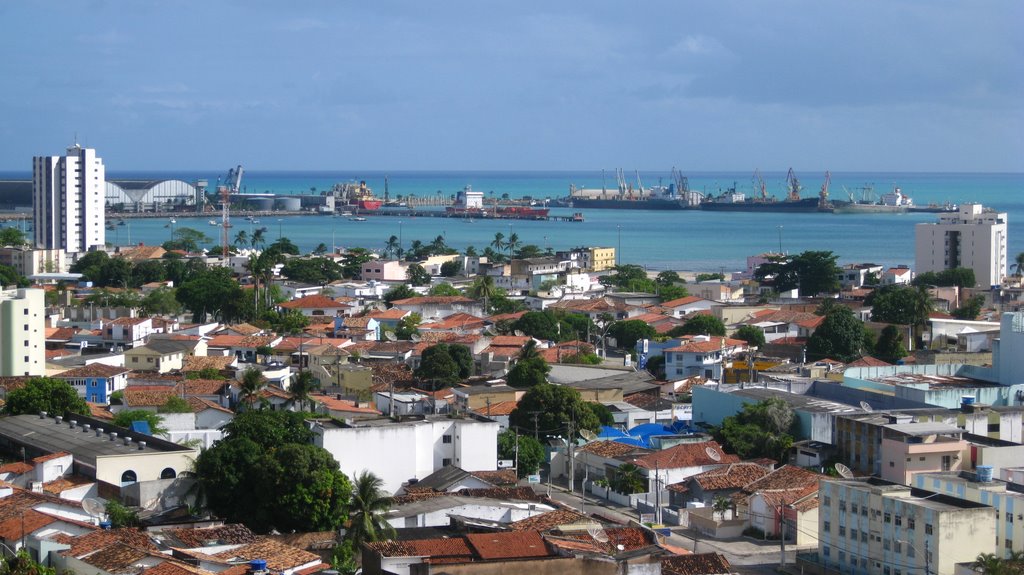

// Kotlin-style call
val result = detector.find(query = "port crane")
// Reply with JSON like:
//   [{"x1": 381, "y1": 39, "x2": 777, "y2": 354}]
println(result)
[
  {"x1": 785, "y1": 168, "x2": 802, "y2": 201},
  {"x1": 819, "y1": 171, "x2": 831, "y2": 207},
  {"x1": 217, "y1": 165, "x2": 243, "y2": 259},
  {"x1": 753, "y1": 169, "x2": 768, "y2": 200}
]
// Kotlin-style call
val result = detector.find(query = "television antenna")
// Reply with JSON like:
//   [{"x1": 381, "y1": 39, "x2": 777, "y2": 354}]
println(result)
[
  {"x1": 514, "y1": 330, "x2": 525, "y2": 337},
  {"x1": 579, "y1": 429, "x2": 597, "y2": 441},
  {"x1": 587, "y1": 525, "x2": 609, "y2": 543},
  {"x1": 82, "y1": 498, "x2": 107, "y2": 521},
  {"x1": 705, "y1": 446, "x2": 722, "y2": 462},
  {"x1": 384, "y1": 331, "x2": 398, "y2": 342},
  {"x1": 834, "y1": 463, "x2": 854, "y2": 478},
  {"x1": 859, "y1": 401, "x2": 874, "y2": 412}
]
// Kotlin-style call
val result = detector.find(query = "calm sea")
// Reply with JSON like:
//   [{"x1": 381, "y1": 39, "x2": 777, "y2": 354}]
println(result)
[{"x1": 5, "y1": 170, "x2": 1023, "y2": 273}]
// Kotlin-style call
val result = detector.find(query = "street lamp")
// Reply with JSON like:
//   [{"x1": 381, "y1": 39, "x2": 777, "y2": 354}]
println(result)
[
  {"x1": 777, "y1": 225, "x2": 784, "y2": 254},
  {"x1": 277, "y1": 218, "x2": 283, "y2": 239},
  {"x1": 398, "y1": 220, "x2": 403, "y2": 255},
  {"x1": 617, "y1": 225, "x2": 622, "y2": 265}
]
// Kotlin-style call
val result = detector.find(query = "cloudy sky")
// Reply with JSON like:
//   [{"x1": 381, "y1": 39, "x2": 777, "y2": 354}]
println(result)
[{"x1": 1, "y1": 1, "x2": 1021, "y2": 171}]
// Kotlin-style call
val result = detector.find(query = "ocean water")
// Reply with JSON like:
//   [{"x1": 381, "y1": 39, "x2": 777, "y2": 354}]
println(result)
[{"x1": 8, "y1": 170, "x2": 1024, "y2": 272}]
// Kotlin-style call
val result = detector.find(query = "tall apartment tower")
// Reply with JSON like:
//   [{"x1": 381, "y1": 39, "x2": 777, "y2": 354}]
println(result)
[
  {"x1": 914, "y1": 203, "x2": 1008, "y2": 288},
  {"x1": 33, "y1": 144, "x2": 106, "y2": 254},
  {"x1": 0, "y1": 287, "x2": 46, "y2": 376}
]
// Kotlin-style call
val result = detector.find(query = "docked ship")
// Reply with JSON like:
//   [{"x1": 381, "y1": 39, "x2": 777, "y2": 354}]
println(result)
[
  {"x1": 446, "y1": 186, "x2": 550, "y2": 219},
  {"x1": 699, "y1": 168, "x2": 833, "y2": 213},
  {"x1": 330, "y1": 181, "x2": 383, "y2": 211},
  {"x1": 556, "y1": 169, "x2": 701, "y2": 210},
  {"x1": 832, "y1": 185, "x2": 913, "y2": 214}
]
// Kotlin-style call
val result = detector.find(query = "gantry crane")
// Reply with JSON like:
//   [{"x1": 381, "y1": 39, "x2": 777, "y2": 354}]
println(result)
[{"x1": 217, "y1": 165, "x2": 243, "y2": 259}]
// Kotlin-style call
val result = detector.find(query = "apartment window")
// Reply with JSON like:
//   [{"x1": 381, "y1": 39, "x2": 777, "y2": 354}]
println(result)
[
  {"x1": 851, "y1": 503, "x2": 858, "y2": 514},
  {"x1": 839, "y1": 526, "x2": 845, "y2": 537},
  {"x1": 1008, "y1": 513, "x2": 1014, "y2": 524},
  {"x1": 895, "y1": 541, "x2": 902, "y2": 553},
  {"x1": 885, "y1": 512, "x2": 891, "y2": 523},
  {"x1": 839, "y1": 501, "x2": 846, "y2": 512},
  {"x1": 925, "y1": 523, "x2": 933, "y2": 535},
  {"x1": 23, "y1": 340, "x2": 28, "y2": 346},
  {"x1": 823, "y1": 546, "x2": 830, "y2": 558},
  {"x1": 849, "y1": 528, "x2": 856, "y2": 540},
  {"x1": 884, "y1": 539, "x2": 890, "y2": 551},
  {"x1": 861, "y1": 531, "x2": 867, "y2": 543},
  {"x1": 907, "y1": 544, "x2": 915, "y2": 558},
  {"x1": 824, "y1": 496, "x2": 831, "y2": 507},
  {"x1": 23, "y1": 309, "x2": 28, "y2": 315},
  {"x1": 895, "y1": 515, "x2": 902, "y2": 526},
  {"x1": 442, "y1": 434, "x2": 452, "y2": 444},
  {"x1": 908, "y1": 517, "x2": 915, "y2": 529},
  {"x1": 861, "y1": 506, "x2": 868, "y2": 517},
  {"x1": 838, "y1": 551, "x2": 845, "y2": 563},
  {"x1": 442, "y1": 458, "x2": 452, "y2": 466},
  {"x1": 1008, "y1": 539, "x2": 1014, "y2": 550},
  {"x1": 147, "y1": 357, "x2": 153, "y2": 363},
  {"x1": 890, "y1": 461, "x2": 895, "y2": 467},
  {"x1": 884, "y1": 566, "x2": 891, "y2": 575},
  {"x1": 23, "y1": 324, "x2": 28, "y2": 331},
  {"x1": 919, "y1": 456, "x2": 926, "y2": 461},
  {"x1": 823, "y1": 521, "x2": 831, "y2": 533}
]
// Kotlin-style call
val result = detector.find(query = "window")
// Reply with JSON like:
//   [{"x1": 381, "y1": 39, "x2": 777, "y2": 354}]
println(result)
[
  {"x1": 120, "y1": 470, "x2": 137, "y2": 485},
  {"x1": 824, "y1": 496, "x2": 831, "y2": 507},
  {"x1": 861, "y1": 531, "x2": 867, "y2": 543},
  {"x1": 925, "y1": 523, "x2": 933, "y2": 535},
  {"x1": 147, "y1": 357, "x2": 153, "y2": 363},
  {"x1": 839, "y1": 526, "x2": 845, "y2": 537},
  {"x1": 442, "y1": 458, "x2": 452, "y2": 466},
  {"x1": 862, "y1": 506, "x2": 868, "y2": 517},
  {"x1": 884, "y1": 539, "x2": 890, "y2": 551},
  {"x1": 849, "y1": 528, "x2": 856, "y2": 540},
  {"x1": 907, "y1": 545, "x2": 915, "y2": 558},
  {"x1": 890, "y1": 461, "x2": 895, "y2": 467},
  {"x1": 161, "y1": 468, "x2": 176, "y2": 479},
  {"x1": 838, "y1": 551, "x2": 845, "y2": 563},
  {"x1": 839, "y1": 501, "x2": 846, "y2": 512},
  {"x1": 442, "y1": 435, "x2": 452, "y2": 444},
  {"x1": 908, "y1": 517, "x2": 915, "y2": 529},
  {"x1": 919, "y1": 456, "x2": 926, "y2": 461},
  {"x1": 823, "y1": 521, "x2": 831, "y2": 533},
  {"x1": 1008, "y1": 513, "x2": 1014, "y2": 524},
  {"x1": 884, "y1": 566, "x2": 891, "y2": 575},
  {"x1": 823, "y1": 546, "x2": 830, "y2": 558},
  {"x1": 885, "y1": 512, "x2": 891, "y2": 523},
  {"x1": 895, "y1": 541, "x2": 902, "y2": 553},
  {"x1": 895, "y1": 515, "x2": 902, "y2": 526},
  {"x1": 851, "y1": 503, "x2": 858, "y2": 514}
]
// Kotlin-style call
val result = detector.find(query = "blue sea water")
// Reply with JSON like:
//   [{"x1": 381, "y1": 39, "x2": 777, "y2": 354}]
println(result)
[{"x1": 6, "y1": 170, "x2": 1024, "y2": 272}]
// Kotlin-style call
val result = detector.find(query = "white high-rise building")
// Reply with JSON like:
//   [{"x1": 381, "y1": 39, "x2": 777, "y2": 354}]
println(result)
[
  {"x1": 914, "y1": 203, "x2": 1008, "y2": 288},
  {"x1": 33, "y1": 144, "x2": 106, "y2": 254},
  {"x1": 0, "y1": 287, "x2": 46, "y2": 377}
]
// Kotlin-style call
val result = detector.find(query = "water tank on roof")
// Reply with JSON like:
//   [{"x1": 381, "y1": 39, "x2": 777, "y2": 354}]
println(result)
[
  {"x1": 961, "y1": 396, "x2": 976, "y2": 405},
  {"x1": 977, "y1": 465, "x2": 993, "y2": 482}
]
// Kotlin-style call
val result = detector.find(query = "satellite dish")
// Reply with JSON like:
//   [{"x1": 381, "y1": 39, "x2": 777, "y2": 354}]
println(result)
[
  {"x1": 514, "y1": 330, "x2": 525, "y2": 337},
  {"x1": 82, "y1": 498, "x2": 106, "y2": 519},
  {"x1": 859, "y1": 401, "x2": 874, "y2": 412},
  {"x1": 705, "y1": 446, "x2": 722, "y2": 462},
  {"x1": 410, "y1": 334, "x2": 422, "y2": 342},
  {"x1": 579, "y1": 429, "x2": 597, "y2": 441},
  {"x1": 835, "y1": 463, "x2": 854, "y2": 478},
  {"x1": 384, "y1": 331, "x2": 398, "y2": 341},
  {"x1": 484, "y1": 325, "x2": 497, "y2": 336},
  {"x1": 587, "y1": 525, "x2": 609, "y2": 543}
]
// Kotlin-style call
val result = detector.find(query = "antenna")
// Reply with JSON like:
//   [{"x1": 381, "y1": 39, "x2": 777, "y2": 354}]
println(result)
[
  {"x1": 514, "y1": 330, "x2": 525, "y2": 337},
  {"x1": 82, "y1": 498, "x2": 106, "y2": 520},
  {"x1": 410, "y1": 333, "x2": 422, "y2": 342},
  {"x1": 705, "y1": 446, "x2": 722, "y2": 462},
  {"x1": 580, "y1": 429, "x2": 597, "y2": 441},
  {"x1": 835, "y1": 463, "x2": 854, "y2": 478},
  {"x1": 384, "y1": 331, "x2": 398, "y2": 342},
  {"x1": 587, "y1": 525, "x2": 609, "y2": 543},
  {"x1": 859, "y1": 401, "x2": 874, "y2": 412}
]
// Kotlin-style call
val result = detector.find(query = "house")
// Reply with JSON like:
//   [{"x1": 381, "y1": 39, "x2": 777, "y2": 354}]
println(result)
[
  {"x1": 55, "y1": 364, "x2": 130, "y2": 404},
  {"x1": 881, "y1": 266, "x2": 914, "y2": 286},
  {"x1": 311, "y1": 414, "x2": 500, "y2": 494},
  {"x1": 624, "y1": 440, "x2": 740, "y2": 493},
  {"x1": 310, "y1": 394, "x2": 380, "y2": 421},
  {"x1": 277, "y1": 294, "x2": 351, "y2": 317},
  {"x1": 692, "y1": 282, "x2": 745, "y2": 303},
  {"x1": 102, "y1": 316, "x2": 158, "y2": 349},
  {"x1": 661, "y1": 296, "x2": 716, "y2": 319},
  {"x1": 389, "y1": 296, "x2": 482, "y2": 320},
  {"x1": 662, "y1": 336, "x2": 747, "y2": 380},
  {"x1": 667, "y1": 462, "x2": 771, "y2": 509},
  {"x1": 731, "y1": 465, "x2": 823, "y2": 545},
  {"x1": 396, "y1": 465, "x2": 511, "y2": 495},
  {"x1": 122, "y1": 338, "x2": 200, "y2": 373},
  {"x1": 333, "y1": 315, "x2": 381, "y2": 341},
  {"x1": 838, "y1": 263, "x2": 884, "y2": 289},
  {"x1": 205, "y1": 334, "x2": 282, "y2": 363}
]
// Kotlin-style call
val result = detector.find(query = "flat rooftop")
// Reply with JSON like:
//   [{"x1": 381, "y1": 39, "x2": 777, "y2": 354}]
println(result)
[
  {"x1": 0, "y1": 414, "x2": 192, "y2": 466},
  {"x1": 731, "y1": 387, "x2": 862, "y2": 414},
  {"x1": 868, "y1": 372, "x2": 1000, "y2": 390}
]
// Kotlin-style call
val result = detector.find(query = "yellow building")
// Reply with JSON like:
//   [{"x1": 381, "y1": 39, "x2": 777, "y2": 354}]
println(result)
[{"x1": 589, "y1": 247, "x2": 616, "y2": 272}]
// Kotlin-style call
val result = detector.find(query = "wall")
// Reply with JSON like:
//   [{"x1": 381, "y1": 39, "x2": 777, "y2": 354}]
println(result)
[
  {"x1": 94, "y1": 450, "x2": 197, "y2": 486},
  {"x1": 122, "y1": 475, "x2": 197, "y2": 508}
]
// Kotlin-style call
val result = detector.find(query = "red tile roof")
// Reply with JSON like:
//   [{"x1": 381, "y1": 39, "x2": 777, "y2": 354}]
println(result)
[
  {"x1": 664, "y1": 337, "x2": 746, "y2": 354},
  {"x1": 391, "y1": 296, "x2": 475, "y2": 306},
  {"x1": 661, "y1": 296, "x2": 705, "y2": 308},
  {"x1": 687, "y1": 463, "x2": 770, "y2": 491},
  {"x1": 464, "y1": 531, "x2": 551, "y2": 560},
  {"x1": 628, "y1": 441, "x2": 739, "y2": 470},
  {"x1": 662, "y1": 552, "x2": 732, "y2": 575},
  {"x1": 56, "y1": 364, "x2": 130, "y2": 379},
  {"x1": 279, "y1": 295, "x2": 349, "y2": 310},
  {"x1": 31, "y1": 451, "x2": 70, "y2": 463},
  {"x1": 733, "y1": 465, "x2": 824, "y2": 506},
  {"x1": 509, "y1": 509, "x2": 586, "y2": 532},
  {"x1": 0, "y1": 509, "x2": 59, "y2": 540},
  {"x1": 846, "y1": 356, "x2": 893, "y2": 367}
]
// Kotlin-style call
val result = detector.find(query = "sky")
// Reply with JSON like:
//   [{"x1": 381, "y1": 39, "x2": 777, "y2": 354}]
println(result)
[{"x1": 0, "y1": 1, "x2": 1021, "y2": 172}]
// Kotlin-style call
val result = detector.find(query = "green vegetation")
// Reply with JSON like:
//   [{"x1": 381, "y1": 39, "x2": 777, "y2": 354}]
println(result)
[
  {"x1": 428, "y1": 282, "x2": 461, "y2": 296},
  {"x1": 105, "y1": 500, "x2": 140, "y2": 528},
  {"x1": 600, "y1": 264, "x2": 657, "y2": 293},
  {"x1": 755, "y1": 250, "x2": 841, "y2": 295},
  {"x1": 405, "y1": 263, "x2": 430, "y2": 286},
  {"x1": 506, "y1": 341, "x2": 550, "y2": 389},
  {"x1": 806, "y1": 305, "x2": 868, "y2": 362},
  {"x1": 394, "y1": 312, "x2": 421, "y2": 340},
  {"x1": 281, "y1": 257, "x2": 343, "y2": 285},
  {"x1": 159, "y1": 396, "x2": 192, "y2": 413},
  {"x1": 0, "y1": 262, "x2": 28, "y2": 288},
  {"x1": 874, "y1": 325, "x2": 908, "y2": 364},
  {"x1": 498, "y1": 430, "x2": 545, "y2": 478},
  {"x1": 3, "y1": 377, "x2": 89, "y2": 416},
  {"x1": 610, "y1": 463, "x2": 645, "y2": 494},
  {"x1": 912, "y1": 267, "x2": 977, "y2": 288},
  {"x1": 952, "y1": 294, "x2": 985, "y2": 320},
  {"x1": 113, "y1": 410, "x2": 167, "y2": 435},
  {"x1": 609, "y1": 319, "x2": 656, "y2": 349},
  {"x1": 669, "y1": 315, "x2": 726, "y2": 337},
  {"x1": 346, "y1": 471, "x2": 395, "y2": 551},
  {"x1": 714, "y1": 398, "x2": 795, "y2": 462},
  {"x1": 0, "y1": 227, "x2": 28, "y2": 246},
  {"x1": 416, "y1": 343, "x2": 473, "y2": 389},
  {"x1": 733, "y1": 325, "x2": 766, "y2": 348},
  {"x1": 508, "y1": 383, "x2": 600, "y2": 441},
  {"x1": 695, "y1": 272, "x2": 725, "y2": 282}
]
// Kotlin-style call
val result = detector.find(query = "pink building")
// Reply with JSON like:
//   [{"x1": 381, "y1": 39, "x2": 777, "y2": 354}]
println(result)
[{"x1": 879, "y1": 421, "x2": 966, "y2": 485}]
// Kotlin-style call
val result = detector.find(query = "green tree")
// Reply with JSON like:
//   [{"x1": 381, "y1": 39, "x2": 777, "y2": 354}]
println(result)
[
  {"x1": 415, "y1": 343, "x2": 462, "y2": 389},
  {"x1": 394, "y1": 312, "x2": 421, "y2": 340},
  {"x1": 733, "y1": 325, "x2": 766, "y2": 348},
  {"x1": 448, "y1": 344, "x2": 474, "y2": 379},
  {"x1": 657, "y1": 283, "x2": 689, "y2": 302},
  {"x1": 339, "y1": 248, "x2": 373, "y2": 279},
  {"x1": 506, "y1": 341, "x2": 550, "y2": 389},
  {"x1": 290, "y1": 371, "x2": 318, "y2": 412},
  {"x1": 238, "y1": 366, "x2": 268, "y2": 410},
  {"x1": 469, "y1": 275, "x2": 496, "y2": 312},
  {"x1": 406, "y1": 263, "x2": 430, "y2": 286},
  {"x1": 609, "y1": 320, "x2": 656, "y2": 349},
  {"x1": 141, "y1": 287, "x2": 182, "y2": 316},
  {"x1": 163, "y1": 227, "x2": 212, "y2": 253},
  {"x1": 439, "y1": 259, "x2": 462, "y2": 277},
  {"x1": 875, "y1": 325, "x2": 908, "y2": 364},
  {"x1": 806, "y1": 305, "x2": 866, "y2": 362},
  {"x1": 611, "y1": 463, "x2": 645, "y2": 495},
  {"x1": 695, "y1": 272, "x2": 725, "y2": 282},
  {"x1": 281, "y1": 257, "x2": 343, "y2": 285},
  {"x1": 512, "y1": 311, "x2": 561, "y2": 341},
  {"x1": 159, "y1": 396, "x2": 192, "y2": 413},
  {"x1": 383, "y1": 235, "x2": 401, "y2": 259},
  {"x1": 656, "y1": 270, "x2": 682, "y2": 285},
  {"x1": 867, "y1": 284, "x2": 932, "y2": 347},
  {"x1": 584, "y1": 402, "x2": 614, "y2": 426},
  {"x1": 131, "y1": 259, "x2": 167, "y2": 287},
  {"x1": 0, "y1": 227, "x2": 27, "y2": 246},
  {"x1": 268, "y1": 237, "x2": 300, "y2": 255},
  {"x1": 675, "y1": 315, "x2": 726, "y2": 337},
  {"x1": 105, "y1": 500, "x2": 140, "y2": 528},
  {"x1": 497, "y1": 430, "x2": 544, "y2": 478},
  {"x1": 913, "y1": 267, "x2": 977, "y2": 288},
  {"x1": 952, "y1": 294, "x2": 985, "y2": 320},
  {"x1": 4, "y1": 377, "x2": 89, "y2": 416},
  {"x1": 0, "y1": 549, "x2": 58, "y2": 575},
  {"x1": 0, "y1": 263, "x2": 28, "y2": 288},
  {"x1": 1014, "y1": 252, "x2": 1024, "y2": 277},
  {"x1": 508, "y1": 383, "x2": 599, "y2": 441},
  {"x1": 176, "y1": 266, "x2": 246, "y2": 323},
  {"x1": 346, "y1": 471, "x2": 395, "y2": 550},
  {"x1": 715, "y1": 398, "x2": 795, "y2": 462},
  {"x1": 113, "y1": 409, "x2": 167, "y2": 435},
  {"x1": 789, "y1": 250, "x2": 841, "y2": 295},
  {"x1": 383, "y1": 284, "x2": 417, "y2": 305}
]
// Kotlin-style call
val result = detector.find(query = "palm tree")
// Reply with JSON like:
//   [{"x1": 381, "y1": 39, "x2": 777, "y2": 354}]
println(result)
[
  {"x1": 612, "y1": 463, "x2": 645, "y2": 495},
  {"x1": 491, "y1": 232, "x2": 505, "y2": 253},
  {"x1": 430, "y1": 235, "x2": 447, "y2": 254},
  {"x1": 233, "y1": 230, "x2": 249, "y2": 249},
  {"x1": 250, "y1": 228, "x2": 266, "y2": 251},
  {"x1": 974, "y1": 552, "x2": 1007, "y2": 575},
  {"x1": 1014, "y1": 252, "x2": 1024, "y2": 277},
  {"x1": 346, "y1": 471, "x2": 396, "y2": 550},
  {"x1": 518, "y1": 339, "x2": 541, "y2": 362},
  {"x1": 238, "y1": 366, "x2": 267, "y2": 411},
  {"x1": 384, "y1": 235, "x2": 400, "y2": 259},
  {"x1": 290, "y1": 370, "x2": 318, "y2": 412},
  {"x1": 506, "y1": 232, "x2": 521, "y2": 258},
  {"x1": 712, "y1": 495, "x2": 731, "y2": 521},
  {"x1": 470, "y1": 275, "x2": 496, "y2": 314}
]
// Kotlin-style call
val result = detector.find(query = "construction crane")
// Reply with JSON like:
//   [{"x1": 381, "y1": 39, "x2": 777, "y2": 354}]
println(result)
[
  {"x1": 819, "y1": 171, "x2": 831, "y2": 208},
  {"x1": 785, "y1": 168, "x2": 802, "y2": 201},
  {"x1": 217, "y1": 165, "x2": 243, "y2": 259}
]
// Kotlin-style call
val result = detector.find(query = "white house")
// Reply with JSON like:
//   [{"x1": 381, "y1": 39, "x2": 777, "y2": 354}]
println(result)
[
  {"x1": 663, "y1": 335, "x2": 747, "y2": 380},
  {"x1": 660, "y1": 296, "x2": 716, "y2": 319},
  {"x1": 311, "y1": 414, "x2": 500, "y2": 494}
]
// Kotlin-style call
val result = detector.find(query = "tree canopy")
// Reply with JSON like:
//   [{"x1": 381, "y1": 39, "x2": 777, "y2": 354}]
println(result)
[
  {"x1": 609, "y1": 319, "x2": 656, "y2": 349},
  {"x1": 508, "y1": 383, "x2": 600, "y2": 441},
  {"x1": 806, "y1": 305, "x2": 866, "y2": 362},
  {"x1": 912, "y1": 267, "x2": 977, "y2": 288},
  {"x1": 755, "y1": 251, "x2": 841, "y2": 295},
  {"x1": 733, "y1": 325, "x2": 766, "y2": 348},
  {"x1": 3, "y1": 377, "x2": 89, "y2": 416},
  {"x1": 867, "y1": 285, "x2": 932, "y2": 327},
  {"x1": 195, "y1": 411, "x2": 351, "y2": 533},
  {"x1": 281, "y1": 257, "x2": 343, "y2": 285},
  {"x1": 497, "y1": 430, "x2": 545, "y2": 478},
  {"x1": 506, "y1": 341, "x2": 550, "y2": 389},
  {"x1": 415, "y1": 343, "x2": 472, "y2": 389},
  {"x1": 714, "y1": 398, "x2": 796, "y2": 461},
  {"x1": 672, "y1": 315, "x2": 726, "y2": 337}
]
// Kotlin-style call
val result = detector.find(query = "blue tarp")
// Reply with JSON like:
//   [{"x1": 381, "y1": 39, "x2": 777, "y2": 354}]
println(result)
[{"x1": 129, "y1": 421, "x2": 152, "y2": 435}]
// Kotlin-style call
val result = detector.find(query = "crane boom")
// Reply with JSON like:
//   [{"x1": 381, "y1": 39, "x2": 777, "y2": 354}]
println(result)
[{"x1": 219, "y1": 164, "x2": 243, "y2": 260}]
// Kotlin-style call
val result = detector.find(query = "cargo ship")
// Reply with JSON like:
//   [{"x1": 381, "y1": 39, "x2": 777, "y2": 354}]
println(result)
[
  {"x1": 700, "y1": 168, "x2": 833, "y2": 213},
  {"x1": 445, "y1": 186, "x2": 550, "y2": 219},
  {"x1": 556, "y1": 169, "x2": 701, "y2": 210},
  {"x1": 832, "y1": 185, "x2": 913, "y2": 214},
  {"x1": 330, "y1": 181, "x2": 382, "y2": 211}
]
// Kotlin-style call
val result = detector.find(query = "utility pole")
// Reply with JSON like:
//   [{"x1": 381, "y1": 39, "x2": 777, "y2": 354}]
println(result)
[
  {"x1": 514, "y1": 432, "x2": 519, "y2": 477},
  {"x1": 530, "y1": 411, "x2": 542, "y2": 441},
  {"x1": 779, "y1": 505, "x2": 787, "y2": 567},
  {"x1": 564, "y1": 418, "x2": 575, "y2": 494},
  {"x1": 925, "y1": 540, "x2": 931, "y2": 575}
]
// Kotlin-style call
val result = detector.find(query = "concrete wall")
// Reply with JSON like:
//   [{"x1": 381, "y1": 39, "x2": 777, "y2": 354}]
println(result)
[
  {"x1": 122, "y1": 475, "x2": 196, "y2": 508},
  {"x1": 94, "y1": 450, "x2": 197, "y2": 486}
]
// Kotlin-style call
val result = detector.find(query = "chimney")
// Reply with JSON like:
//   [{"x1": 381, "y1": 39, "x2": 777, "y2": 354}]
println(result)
[
  {"x1": 110, "y1": 432, "x2": 118, "y2": 441},
  {"x1": 138, "y1": 441, "x2": 147, "y2": 450},
  {"x1": 95, "y1": 427, "x2": 104, "y2": 437},
  {"x1": 123, "y1": 436, "x2": 131, "y2": 446},
  {"x1": 69, "y1": 420, "x2": 77, "y2": 429},
  {"x1": 83, "y1": 424, "x2": 91, "y2": 433},
  {"x1": 39, "y1": 411, "x2": 47, "y2": 419},
  {"x1": 55, "y1": 416, "x2": 62, "y2": 424}
]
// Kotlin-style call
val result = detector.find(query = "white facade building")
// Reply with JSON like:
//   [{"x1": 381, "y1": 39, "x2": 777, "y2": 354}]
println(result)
[
  {"x1": 915, "y1": 203, "x2": 1008, "y2": 288},
  {"x1": 33, "y1": 145, "x2": 106, "y2": 254},
  {"x1": 311, "y1": 414, "x2": 500, "y2": 494},
  {"x1": 0, "y1": 287, "x2": 45, "y2": 376}
]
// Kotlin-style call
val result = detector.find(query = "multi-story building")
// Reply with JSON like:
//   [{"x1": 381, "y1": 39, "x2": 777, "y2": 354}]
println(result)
[
  {"x1": 815, "y1": 477, "x2": 995, "y2": 575},
  {"x1": 555, "y1": 246, "x2": 616, "y2": 272},
  {"x1": 33, "y1": 144, "x2": 106, "y2": 254},
  {"x1": 915, "y1": 203, "x2": 1008, "y2": 288},
  {"x1": 914, "y1": 471, "x2": 1024, "y2": 558},
  {"x1": 311, "y1": 414, "x2": 499, "y2": 494},
  {"x1": 0, "y1": 246, "x2": 68, "y2": 276},
  {"x1": 0, "y1": 287, "x2": 45, "y2": 376}
]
